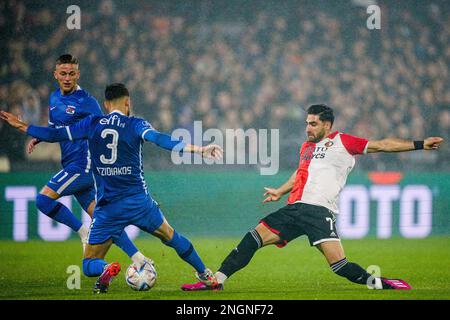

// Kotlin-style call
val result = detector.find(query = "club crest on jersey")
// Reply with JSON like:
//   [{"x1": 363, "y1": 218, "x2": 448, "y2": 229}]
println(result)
[
  {"x1": 65, "y1": 105, "x2": 76, "y2": 115},
  {"x1": 325, "y1": 141, "x2": 334, "y2": 147}
]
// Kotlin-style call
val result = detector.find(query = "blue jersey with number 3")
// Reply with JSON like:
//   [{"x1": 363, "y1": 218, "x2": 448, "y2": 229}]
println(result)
[
  {"x1": 64, "y1": 111, "x2": 156, "y2": 205},
  {"x1": 27, "y1": 110, "x2": 186, "y2": 206}
]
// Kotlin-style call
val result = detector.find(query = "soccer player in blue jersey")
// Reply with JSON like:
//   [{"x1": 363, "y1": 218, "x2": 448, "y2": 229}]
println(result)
[
  {"x1": 28, "y1": 54, "x2": 145, "y2": 266},
  {"x1": 1, "y1": 83, "x2": 223, "y2": 293}
]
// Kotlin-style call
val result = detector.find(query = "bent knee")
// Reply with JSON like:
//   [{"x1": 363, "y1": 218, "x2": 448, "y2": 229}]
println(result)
[
  {"x1": 255, "y1": 223, "x2": 281, "y2": 246},
  {"x1": 35, "y1": 194, "x2": 60, "y2": 215},
  {"x1": 153, "y1": 221, "x2": 174, "y2": 242},
  {"x1": 35, "y1": 193, "x2": 49, "y2": 209}
]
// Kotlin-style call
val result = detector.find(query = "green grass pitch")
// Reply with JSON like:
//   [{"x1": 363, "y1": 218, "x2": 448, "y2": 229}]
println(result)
[{"x1": 0, "y1": 237, "x2": 449, "y2": 300}]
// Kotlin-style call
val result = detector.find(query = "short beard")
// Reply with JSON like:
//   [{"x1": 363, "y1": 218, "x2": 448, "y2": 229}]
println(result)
[{"x1": 308, "y1": 131, "x2": 325, "y2": 143}]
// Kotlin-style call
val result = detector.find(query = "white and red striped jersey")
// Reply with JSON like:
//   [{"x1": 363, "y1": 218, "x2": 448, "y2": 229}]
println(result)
[{"x1": 287, "y1": 131, "x2": 369, "y2": 213}]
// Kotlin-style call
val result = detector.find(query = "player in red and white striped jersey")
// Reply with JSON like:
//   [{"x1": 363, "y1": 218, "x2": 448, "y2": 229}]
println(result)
[{"x1": 182, "y1": 104, "x2": 444, "y2": 291}]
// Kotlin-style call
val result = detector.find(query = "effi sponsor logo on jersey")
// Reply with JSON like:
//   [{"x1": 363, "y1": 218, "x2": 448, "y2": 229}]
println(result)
[{"x1": 99, "y1": 114, "x2": 126, "y2": 128}]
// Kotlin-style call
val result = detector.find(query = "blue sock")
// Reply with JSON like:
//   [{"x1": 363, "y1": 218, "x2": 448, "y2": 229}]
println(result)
[
  {"x1": 163, "y1": 230, "x2": 206, "y2": 273},
  {"x1": 82, "y1": 258, "x2": 107, "y2": 277},
  {"x1": 114, "y1": 231, "x2": 139, "y2": 258},
  {"x1": 36, "y1": 194, "x2": 82, "y2": 232}
]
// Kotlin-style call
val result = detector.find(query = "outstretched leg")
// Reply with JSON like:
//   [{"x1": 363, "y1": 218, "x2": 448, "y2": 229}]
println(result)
[
  {"x1": 215, "y1": 223, "x2": 281, "y2": 282},
  {"x1": 153, "y1": 218, "x2": 215, "y2": 284},
  {"x1": 182, "y1": 222, "x2": 281, "y2": 291},
  {"x1": 317, "y1": 241, "x2": 411, "y2": 290}
]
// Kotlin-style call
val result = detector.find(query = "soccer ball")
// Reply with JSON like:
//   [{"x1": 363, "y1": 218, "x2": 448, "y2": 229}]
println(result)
[{"x1": 125, "y1": 260, "x2": 157, "y2": 291}]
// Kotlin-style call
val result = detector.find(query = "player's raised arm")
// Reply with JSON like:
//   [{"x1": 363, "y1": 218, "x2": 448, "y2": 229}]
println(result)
[
  {"x1": 367, "y1": 137, "x2": 444, "y2": 153},
  {"x1": 0, "y1": 110, "x2": 30, "y2": 132},
  {"x1": 183, "y1": 143, "x2": 223, "y2": 160},
  {"x1": 142, "y1": 129, "x2": 223, "y2": 160},
  {"x1": 142, "y1": 128, "x2": 185, "y2": 150},
  {"x1": 0, "y1": 110, "x2": 90, "y2": 142},
  {"x1": 263, "y1": 170, "x2": 297, "y2": 203},
  {"x1": 139, "y1": 121, "x2": 223, "y2": 160}
]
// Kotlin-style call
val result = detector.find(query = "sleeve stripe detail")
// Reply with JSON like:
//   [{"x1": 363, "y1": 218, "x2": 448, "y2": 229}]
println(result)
[
  {"x1": 363, "y1": 141, "x2": 369, "y2": 154},
  {"x1": 65, "y1": 126, "x2": 73, "y2": 141},
  {"x1": 141, "y1": 128, "x2": 153, "y2": 140}
]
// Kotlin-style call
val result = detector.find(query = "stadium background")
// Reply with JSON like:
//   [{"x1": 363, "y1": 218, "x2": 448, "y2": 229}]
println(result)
[{"x1": 0, "y1": 0, "x2": 449, "y2": 300}]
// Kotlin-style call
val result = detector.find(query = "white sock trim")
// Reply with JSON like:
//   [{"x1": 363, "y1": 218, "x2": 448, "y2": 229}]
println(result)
[
  {"x1": 215, "y1": 271, "x2": 228, "y2": 284},
  {"x1": 131, "y1": 251, "x2": 146, "y2": 266},
  {"x1": 77, "y1": 224, "x2": 88, "y2": 239}
]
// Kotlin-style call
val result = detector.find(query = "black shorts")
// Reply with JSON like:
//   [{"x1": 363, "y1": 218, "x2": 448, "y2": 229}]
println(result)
[{"x1": 260, "y1": 202, "x2": 340, "y2": 247}]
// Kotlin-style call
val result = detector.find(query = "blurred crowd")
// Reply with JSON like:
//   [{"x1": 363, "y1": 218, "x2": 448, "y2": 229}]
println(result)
[{"x1": 0, "y1": 0, "x2": 449, "y2": 171}]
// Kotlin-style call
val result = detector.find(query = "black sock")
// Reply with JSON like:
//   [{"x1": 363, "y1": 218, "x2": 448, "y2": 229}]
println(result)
[
  {"x1": 331, "y1": 258, "x2": 371, "y2": 285},
  {"x1": 218, "y1": 230, "x2": 262, "y2": 278}
]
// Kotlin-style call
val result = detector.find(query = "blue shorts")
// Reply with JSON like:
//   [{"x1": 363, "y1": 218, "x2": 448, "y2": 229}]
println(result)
[
  {"x1": 87, "y1": 194, "x2": 164, "y2": 245},
  {"x1": 46, "y1": 165, "x2": 96, "y2": 211}
]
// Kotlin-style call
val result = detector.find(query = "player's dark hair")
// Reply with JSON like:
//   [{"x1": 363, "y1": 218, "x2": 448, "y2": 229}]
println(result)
[
  {"x1": 56, "y1": 54, "x2": 79, "y2": 65},
  {"x1": 105, "y1": 83, "x2": 130, "y2": 101},
  {"x1": 307, "y1": 104, "x2": 334, "y2": 126}
]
